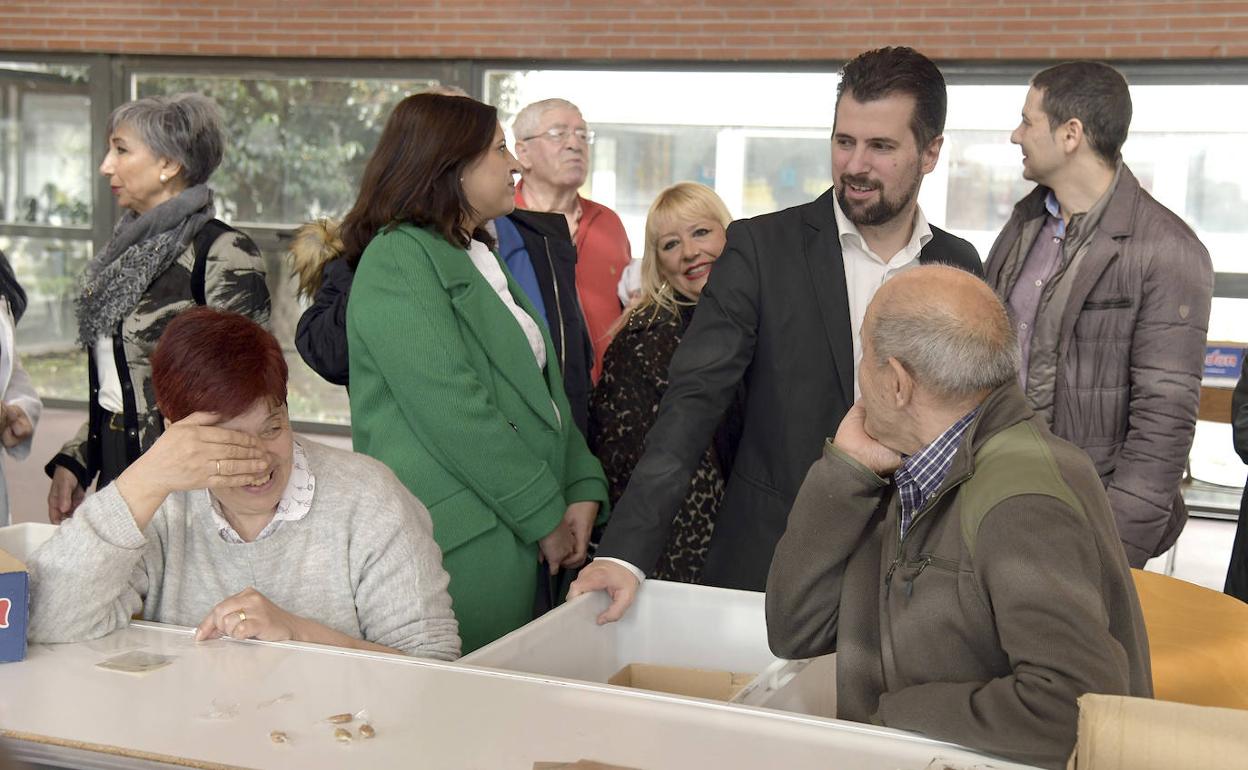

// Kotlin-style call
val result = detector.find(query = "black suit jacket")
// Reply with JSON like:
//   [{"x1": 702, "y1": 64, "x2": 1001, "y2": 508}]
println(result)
[{"x1": 595, "y1": 187, "x2": 983, "y2": 590}]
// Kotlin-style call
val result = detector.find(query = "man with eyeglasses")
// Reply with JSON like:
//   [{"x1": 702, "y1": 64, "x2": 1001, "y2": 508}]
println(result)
[{"x1": 513, "y1": 98, "x2": 632, "y2": 382}]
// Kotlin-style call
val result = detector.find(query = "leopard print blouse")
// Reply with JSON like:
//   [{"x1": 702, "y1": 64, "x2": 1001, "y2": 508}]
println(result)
[{"x1": 588, "y1": 301, "x2": 735, "y2": 584}]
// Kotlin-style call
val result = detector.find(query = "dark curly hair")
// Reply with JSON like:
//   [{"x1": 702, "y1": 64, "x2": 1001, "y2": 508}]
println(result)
[{"x1": 836, "y1": 46, "x2": 947, "y2": 149}]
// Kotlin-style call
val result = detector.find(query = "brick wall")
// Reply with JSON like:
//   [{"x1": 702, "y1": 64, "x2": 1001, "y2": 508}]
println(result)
[{"x1": 1, "y1": 0, "x2": 1246, "y2": 61}]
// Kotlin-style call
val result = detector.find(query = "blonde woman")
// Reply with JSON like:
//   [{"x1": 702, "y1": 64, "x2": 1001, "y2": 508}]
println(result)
[{"x1": 588, "y1": 183, "x2": 740, "y2": 584}]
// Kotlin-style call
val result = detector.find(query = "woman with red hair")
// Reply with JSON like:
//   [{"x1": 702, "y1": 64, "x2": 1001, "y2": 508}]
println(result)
[{"x1": 26, "y1": 307, "x2": 460, "y2": 659}]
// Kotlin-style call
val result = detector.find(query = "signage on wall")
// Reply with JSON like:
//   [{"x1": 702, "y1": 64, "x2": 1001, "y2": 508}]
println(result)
[{"x1": 1204, "y1": 344, "x2": 1246, "y2": 384}]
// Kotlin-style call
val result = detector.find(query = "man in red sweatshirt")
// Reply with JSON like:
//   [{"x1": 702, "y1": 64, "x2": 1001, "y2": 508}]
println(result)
[{"x1": 513, "y1": 98, "x2": 631, "y2": 382}]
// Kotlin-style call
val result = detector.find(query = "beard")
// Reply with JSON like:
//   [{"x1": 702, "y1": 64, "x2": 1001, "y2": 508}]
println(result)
[{"x1": 836, "y1": 166, "x2": 923, "y2": 227}]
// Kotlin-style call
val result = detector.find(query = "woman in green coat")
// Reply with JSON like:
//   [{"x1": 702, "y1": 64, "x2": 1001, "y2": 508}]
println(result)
[{"x1": 343, "y1": 93, "x2": 608, "y2": 653}]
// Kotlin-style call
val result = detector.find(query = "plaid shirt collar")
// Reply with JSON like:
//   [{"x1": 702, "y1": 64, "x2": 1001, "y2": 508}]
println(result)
[{"x1": 894, "y1": 407, "x2": 980, "y2": 539}]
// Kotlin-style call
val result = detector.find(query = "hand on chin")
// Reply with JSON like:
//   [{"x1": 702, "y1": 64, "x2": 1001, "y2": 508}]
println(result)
[{"x1": 834, "y1": 403, "x2": 903, "y2": 477}]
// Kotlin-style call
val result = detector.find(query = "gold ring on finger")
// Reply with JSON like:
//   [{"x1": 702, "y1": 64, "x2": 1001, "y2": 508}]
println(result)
[
  {"x1": 216, "y1": 459, "x2": 222, "y2": 476},
  {"x1": 237, "y1": 610, "x2": 246, "y2": 622}
]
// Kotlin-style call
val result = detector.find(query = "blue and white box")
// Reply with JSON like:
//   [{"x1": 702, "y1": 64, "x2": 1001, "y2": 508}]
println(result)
[{"x1": 0, "y1": 546, "x2": 28, "y2": 663}]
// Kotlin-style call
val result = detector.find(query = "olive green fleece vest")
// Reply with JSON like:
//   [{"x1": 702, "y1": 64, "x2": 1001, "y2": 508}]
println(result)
[{"x1": 958, "y1": 420, "x2": 1087, "y2": 556}]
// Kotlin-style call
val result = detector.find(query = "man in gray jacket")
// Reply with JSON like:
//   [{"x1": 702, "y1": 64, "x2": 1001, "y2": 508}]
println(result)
[
  {"x1": 767, "y1": 265, "x2": 1150, "y2": 769},
  {"x1": 985, "y1": 61, "x2": 1213, "y2": 567}
]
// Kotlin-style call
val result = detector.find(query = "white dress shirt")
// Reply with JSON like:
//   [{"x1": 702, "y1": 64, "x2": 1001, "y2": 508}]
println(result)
[
  {"x1": 93, "y1": 336, "x2": 126, "y2": 413},
  {"x1": 466, "y1": 238, "x2": 547, "y2": 371},
  {"x1": 832, "y1": 194, "x2": 932, "y2": 401}
]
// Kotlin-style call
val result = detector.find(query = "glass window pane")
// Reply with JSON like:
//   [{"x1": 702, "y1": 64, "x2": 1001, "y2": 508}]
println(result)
[
  {"x1": 285, "y1": 348, "x2": 350, "y2": 426},
  {"x1": 132, "y1": 74, "x2": 439, "y2": 226},
  {"x1": 1209, "y1": 297, "x2": 1248, "y2": 346},
  {"x1": 0, "y1": 233, "x2": 90, "y2": 400},
  {"x1": 0, "y1": 62, "x2": 92, "y2": 227},
  {"x1": 1184, "y1": 136, "x2": 1248, "y2": 234},
  {"x1": 742, "y1": 132, "x2": 831, "y2": 217},
  {"x1": 944, "y1": 130, "x2": 1034, "y2": 234},
  {"x1": 484, "y1": 69, "x2": 1248, "y2": 496},
  {"x1": 1121, "y1": 130, "x2": 1248, "y2": 278},
  {"x1": 485, "y1": 69, "x2": 840, "y2": 255},
  {"x1": 938, "y1": 84, "x2": 1248, "y2": 280},
  {"x1": 588, "y1": 125, "x2": 718, "y2": 249}
]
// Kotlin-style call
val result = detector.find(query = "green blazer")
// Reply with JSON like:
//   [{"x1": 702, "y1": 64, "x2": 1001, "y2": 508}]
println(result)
[{"x1": 347, "y1": 223, "x2": 608, "y2": 647}]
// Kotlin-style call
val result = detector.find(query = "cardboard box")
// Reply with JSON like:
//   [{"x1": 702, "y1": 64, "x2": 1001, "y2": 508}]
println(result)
[
  {"x1": 608, "y1": 663, "x2": 755, "y2": 702},
  {"x1": 0, "y1": 546, "x2": 29, "y2": 663}
]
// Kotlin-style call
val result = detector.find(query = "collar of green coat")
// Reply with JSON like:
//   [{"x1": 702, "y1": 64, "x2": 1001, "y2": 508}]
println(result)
[{"x1": 396, "y1": 223, "x2": 565, "y2": 432}]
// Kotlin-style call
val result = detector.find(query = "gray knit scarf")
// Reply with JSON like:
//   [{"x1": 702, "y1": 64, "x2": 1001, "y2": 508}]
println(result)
[{"x1": 76, "y1": 184, "x2": 215, "y2": 347}]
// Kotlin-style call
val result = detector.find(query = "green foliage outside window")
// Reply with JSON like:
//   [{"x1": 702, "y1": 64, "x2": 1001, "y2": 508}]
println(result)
[{"x1": 135, "y1": 75, "x2": 435, "y2": 225}]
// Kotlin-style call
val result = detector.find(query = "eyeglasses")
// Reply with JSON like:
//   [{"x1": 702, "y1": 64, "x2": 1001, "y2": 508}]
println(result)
[{"x1": 521, "y1": 127, "x2": 596, "y2": 146}]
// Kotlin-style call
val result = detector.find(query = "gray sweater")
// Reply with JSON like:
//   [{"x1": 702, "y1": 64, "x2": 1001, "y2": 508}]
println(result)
[{"x1": 28, "y1": 439, "x2": 460, "y2": 660}]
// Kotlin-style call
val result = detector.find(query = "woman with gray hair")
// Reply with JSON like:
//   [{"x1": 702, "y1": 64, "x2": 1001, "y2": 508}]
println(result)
[{"x1": 44, "y1": 93, "x2": 270, "y2": 523}]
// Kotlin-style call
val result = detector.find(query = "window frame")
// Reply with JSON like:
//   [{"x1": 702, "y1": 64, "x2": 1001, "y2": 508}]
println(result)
[
  {"x1": 0, "y1": 55, "x2": 474, "y2": 422},
  {"x1": 475, "y1": 57, "x2": 1248, "y2": 301},
  {"x1": 0, "y1": 52, "x2": 113, "y2": 259},
  {"x1": 117, "y1": 56, "x2": 473, "y2": 248},
  {"x1": 5, "y1": 52, "x2": 1247, "y2": 423}
]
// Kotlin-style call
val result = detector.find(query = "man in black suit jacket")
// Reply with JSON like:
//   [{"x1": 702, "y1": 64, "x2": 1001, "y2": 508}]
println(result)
[{"x1": 571, "y1": 47, "x2": 983, "y2": 621}]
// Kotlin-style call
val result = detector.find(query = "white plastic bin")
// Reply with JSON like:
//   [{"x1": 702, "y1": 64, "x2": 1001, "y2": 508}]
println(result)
[
  {"x1": 0, "y1": 522, "x2": 56, "y2": 562},
  {"x1": 737, "y1": 652, "x2": 838, "y2": 717},
  {"x1": 462, "y1": 579, "x2": 836, "y2": 717}
]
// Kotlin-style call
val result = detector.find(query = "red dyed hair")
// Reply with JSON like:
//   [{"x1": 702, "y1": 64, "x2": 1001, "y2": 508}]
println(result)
[{"x1": 151, "y1": 307, "x2": 288, "y2": 423}]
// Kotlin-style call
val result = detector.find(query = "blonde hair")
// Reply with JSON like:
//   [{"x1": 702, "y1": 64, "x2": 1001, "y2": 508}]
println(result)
[{"x1": 636, "y1": 182, "x2": 733, "y2": 320}]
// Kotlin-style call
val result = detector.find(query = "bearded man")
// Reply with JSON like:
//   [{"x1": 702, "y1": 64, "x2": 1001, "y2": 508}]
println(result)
[{"x1": 572, "y1": 47, "x2": 984, "y2": 618}]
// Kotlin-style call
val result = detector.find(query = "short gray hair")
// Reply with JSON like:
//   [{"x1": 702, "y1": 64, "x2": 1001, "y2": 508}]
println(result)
[
  {"x1": 512, "y1": 98, "x2": 582, "y2": 141},
  {"x1": 870, "y1": 270, "x2": 1020, "y2": 400},
  {"x1": 107, "y1": 93, "x2": 225, "y2": 187}
]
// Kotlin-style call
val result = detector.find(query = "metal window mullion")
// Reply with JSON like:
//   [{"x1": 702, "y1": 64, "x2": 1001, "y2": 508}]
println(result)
[
  {"x1": 117, "y1": 55, "x2": 466, "y2": 88},
  {"x1": 91, "y1": 54, "x2": 120, "y2": 255},
  {"x1": 1214, "y1": 273, "x2": 1248, "y2": 300},
  {"x1": 0, "y1": 224, "x2": 92, "y2": 241}
]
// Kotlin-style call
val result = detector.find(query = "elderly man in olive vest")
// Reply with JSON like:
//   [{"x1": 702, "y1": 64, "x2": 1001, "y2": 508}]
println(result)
[{"x1": 768, "y1": 265, "x2": 1151, "y2": 769}]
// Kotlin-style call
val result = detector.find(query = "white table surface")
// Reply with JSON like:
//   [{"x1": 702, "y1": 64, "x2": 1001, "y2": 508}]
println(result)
[{"x1": 0, "y1": 622, "x2": 1035, "y2": 770}]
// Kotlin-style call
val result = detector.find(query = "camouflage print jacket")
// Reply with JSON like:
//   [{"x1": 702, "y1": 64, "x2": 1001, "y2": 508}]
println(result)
[{"x1": 46, "y1": 228, "x2": 270, "y2": 489}]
